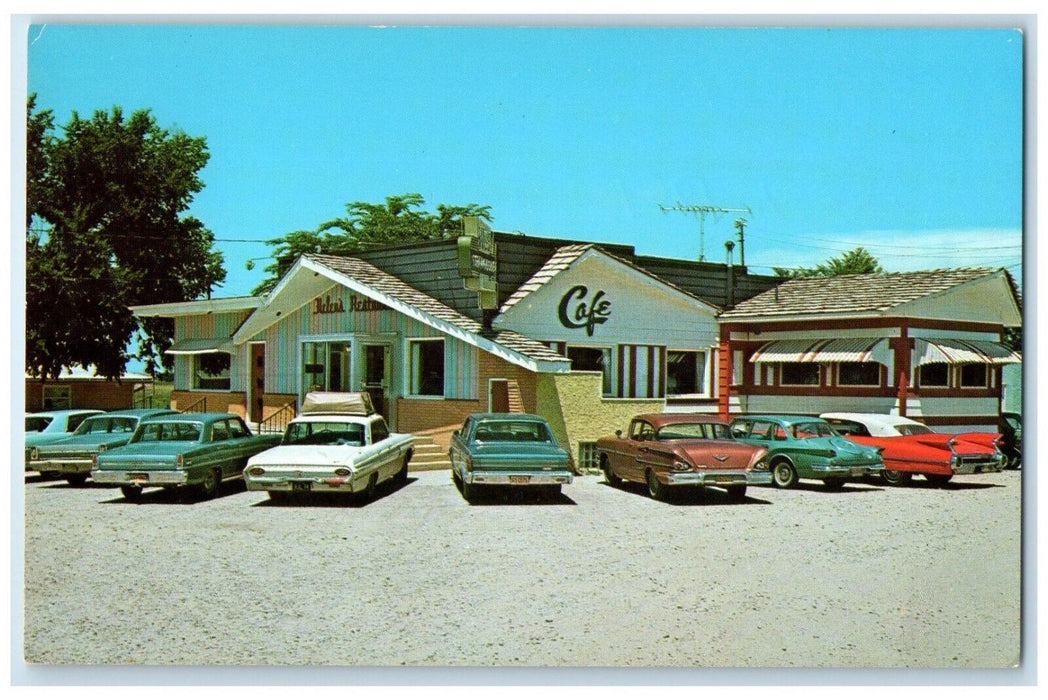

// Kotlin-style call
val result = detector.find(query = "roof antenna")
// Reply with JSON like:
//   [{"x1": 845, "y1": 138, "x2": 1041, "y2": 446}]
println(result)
[{"x1": 658, "y1": 203, "x2": 751, "y2": 261}]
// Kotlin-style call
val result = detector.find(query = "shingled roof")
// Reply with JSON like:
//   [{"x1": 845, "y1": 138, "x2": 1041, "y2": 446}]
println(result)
[
  {"x1": 499, "y1": 243, "x2": 720, "y2": 315},
  {"x1": 305, "y1": 254, "x2": 569, "y2": 367},
  {"x1": 719, "y1": 267, "x2": 1017, "y2": 320}
]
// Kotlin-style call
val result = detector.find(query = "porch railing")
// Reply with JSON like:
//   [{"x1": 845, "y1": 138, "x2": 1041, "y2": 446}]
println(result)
[
  {"x1": 180, "y1": 396, "x2": 208, "y2": 413},
  {"x1": 258, "y1": 402, "x2": 296, "y2": 435}
]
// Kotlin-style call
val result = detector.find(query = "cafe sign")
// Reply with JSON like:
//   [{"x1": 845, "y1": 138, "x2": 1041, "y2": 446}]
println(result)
[{"x1": 558, "y1": 284, "x2": 612, "y2": 336}]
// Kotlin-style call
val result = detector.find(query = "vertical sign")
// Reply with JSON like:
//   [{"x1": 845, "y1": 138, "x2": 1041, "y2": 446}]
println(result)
[{"x1": 457, "y1": 216, "x2": 498, "y2": 310}]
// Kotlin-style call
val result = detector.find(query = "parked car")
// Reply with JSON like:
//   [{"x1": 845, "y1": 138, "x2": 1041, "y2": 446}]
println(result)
[
  {"x1": 91, "y1": 413, "x2": 281, "y2": 501},
  {"x1": 244, "y1": 392, "x2": 414, "y2": 502},
  {"x1": 820, "y1": 412, "x2": 1005, "y2": 486},
  {"x1": 729, "y1": 415, "x2": 884, "y2": 489},
  {"x1": 449, "y1": 413, "x2": 572, "y2": 502},
  {"x1": 998, "y1": 412, "x2": 1022, "y2": 470},
  {"x1": 25, "y1": 409, "x2": 104, "y2": 470},
  {"x1": 596, "y1": 413, "x2": 770, "y2": 501},
  {"x1": 26, "y1": 408, "x2": 178, "y2": 485}
]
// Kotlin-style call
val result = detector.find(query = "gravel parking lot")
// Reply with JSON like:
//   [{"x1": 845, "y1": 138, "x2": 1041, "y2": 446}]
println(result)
[{"x1": 21, "y1": 467, "x2": 1023, "y2": 675}]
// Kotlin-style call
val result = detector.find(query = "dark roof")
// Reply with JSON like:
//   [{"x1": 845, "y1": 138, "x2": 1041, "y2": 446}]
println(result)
[
  {"x1": 305, "y1": 254, "x2": 568, "y2": 365},
  {"x1": 719, "y1": 268, "x2": 1007, "y2": 320}
]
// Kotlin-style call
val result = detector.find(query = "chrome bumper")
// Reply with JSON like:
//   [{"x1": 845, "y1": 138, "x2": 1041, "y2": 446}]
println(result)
[
  {"x1": 90, "y1": 470, "x2": 190, "y2": 487},
  {"x1": 30, "y1": 458, "x2": 92, "y2": 474},
  {"x1": 665, "y1": 470, "x2": 773, "y2": 486},
  {"x1": 811, "y1": 464, "x2": 882, "y2": 478},
  {"x1": 466, "y1": 470, "x2": 573, "y2": 486},
  {"x1": 244, "y1": 474, "x2": 361, "y2": 493},
  {"x1": 953, "y1": 460, "x2": 1005, "y2": 475}
]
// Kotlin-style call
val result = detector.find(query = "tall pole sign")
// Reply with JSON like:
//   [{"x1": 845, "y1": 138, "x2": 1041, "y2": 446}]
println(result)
[{"x1": 457, "y1": 216, "x2": 498, "y2": 310}]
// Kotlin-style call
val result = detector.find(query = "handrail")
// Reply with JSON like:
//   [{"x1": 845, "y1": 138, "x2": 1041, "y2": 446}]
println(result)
[
  {"x1": 259, "y1": 402, "x2": 296, "y2": 435},
  {"x1": 181, "y1": 396, "x2": 207, "y2": 413}
]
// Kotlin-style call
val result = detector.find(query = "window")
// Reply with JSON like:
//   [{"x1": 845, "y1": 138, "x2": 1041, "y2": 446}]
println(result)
[
  {"x1": 577, "y1": 442, "x2": 600, "y2": 472},
  {"x1": 960, "y1": 364, "x2": 989, "y2": 388},
  {"x1": 666, "y1": 350, "x2": 708, "y2": 396},
  {"x1": 42, "y1": 385, "x2": 71, "y2": 410},
  {"x1": 918, "y1": 363, "x2": 949, "y2": 388},
  {"x1": 566, "y1": 346, "x2": 612, "y2": 395},
  {"x1": 301, "y1": 341, "x2": 351, "y2": 393},
  {"x1": 371, "y1": 419, "x2": 389, "y2": 443},
  {"x1": 211, "y1": 421, "x2": 229, "y2": 441},
  {"x1": 630, "y1": 420, "x2": 656, "y2": 441},
  {"x1": 837, "y1": 362, "x2": 881, "y2": 386},
  {"x1": 780, "y1": 363, "x2": 819, "y2": 386},
  {"x1": 227, "y1": 419, "x2": 247, "y2": 439},
  {"x1": 409, "y1": 339, "x2": 445, "y2": 396},
  {"x1": 193, "y1": 354, "x2": 231, "y2": 391},
  {"x1": 824, "y1": 419, "x2": 870, "y2": 437}
]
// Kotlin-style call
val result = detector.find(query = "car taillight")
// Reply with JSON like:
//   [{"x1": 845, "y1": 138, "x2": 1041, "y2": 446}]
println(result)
[
  {"x1": 98, "y1": 444, "x2": 107, "y2": 453},
  {"x1": 247, "y1": 467, "x2": 265, "y2": 476},
  {"x1": 91, "y1": 454, "x2": 98, "y2": 467},
  {"x1": 176, "y1": 454, "x2": 184, "y2": 468},
  {"x1": 672, "y1": 460, "x2": 691, "y2": 472},
  {"x1": 334, "y1": 468, "x2": 351, "y2": 476},
  {"x1": 30, "y1": 447, "x2": 39, "y2": 461}
]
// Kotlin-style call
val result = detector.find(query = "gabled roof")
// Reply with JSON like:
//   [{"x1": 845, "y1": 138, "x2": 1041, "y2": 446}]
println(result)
[
  {"x1": 719, "y1": 268, "x2": 1021, "y2": 324},
  {"x1": 499, "y1": 243, "x2": 721, "y2": 315},
  {"x1": 232, "y1": 253, "x2": 569, "y2": 373},
  {"x1": 130, "y1": 296, "x2": 261, "y2": 317}
]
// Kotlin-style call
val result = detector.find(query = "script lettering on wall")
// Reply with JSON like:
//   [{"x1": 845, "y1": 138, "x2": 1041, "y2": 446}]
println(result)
[
  {"x1": 312, "y1": 294, "x2": 386, "y2": 315},
  {"x1": 557, "y1": 284, "x2": 611, "y2": 337}
]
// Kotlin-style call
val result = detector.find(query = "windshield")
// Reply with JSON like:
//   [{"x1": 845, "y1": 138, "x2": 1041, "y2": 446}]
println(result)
[
  {"x1": 657, "y1": 422, "x2": 732, "y2": 440},
  {"x1": 283, "y1": 422, "x2": 365, "y2": 446},
  {"x1": 26, "y1": 416, "x2": 53, "y2": 432},
  {"x1": 73, "y1": 416, "x2": 137, "y2": 436},
  {"x1": 791, "y1": 422, "x2": 837, "y2": 439},
  {"x1": 896, "y1": 423, "x2": 933, "y2": 436},
  {"x1": 133, "y1": 422, "x2": 202, "y2": 443},
  {"x1": 473, "y1": 420, "x2": 553, "y2": 443}
]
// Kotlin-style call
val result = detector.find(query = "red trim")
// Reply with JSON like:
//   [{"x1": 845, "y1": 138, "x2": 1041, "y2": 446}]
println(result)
[
  {"x1": 920, "y1": 415, "x2": 1001, "y2": 427},
  {"x1": 721, "y1": 317, "x2": 1003, "y2": 334}
]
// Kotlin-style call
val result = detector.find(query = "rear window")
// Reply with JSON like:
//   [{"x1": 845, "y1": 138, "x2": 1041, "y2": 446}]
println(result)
[
  {"x1": 283, "y1": 422, "x2": 365, "y2": 447},
  {"x1": 657, "y1": 422, "x2": 732, "y2": 440},
  {"x1": 26, "y1": 416, "x2": 53, "y2": 432},
  {"x1": 791, "y1": 422, "x2": 836, "y2": 439},
  {"x1": 896, "y1": 423, "x2": 933, "y2": 436},
  {"x1": 473, "y1": 421, "x2": 553, "y2": 443},
  {"x1": 135, "y1": 422, "x2": 202, "y2": 443}
]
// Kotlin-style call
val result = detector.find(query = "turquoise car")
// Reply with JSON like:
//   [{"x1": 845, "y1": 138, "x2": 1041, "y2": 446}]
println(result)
[
  {"x1": 91, "y1": 413, "x2": 281, "y2": 501},
  {"x1": 27, "y1": 408, "x2": 178, "y2": 485},
  {"x1": 729, "y1": 415, "x2": 884, "y2": 489}
]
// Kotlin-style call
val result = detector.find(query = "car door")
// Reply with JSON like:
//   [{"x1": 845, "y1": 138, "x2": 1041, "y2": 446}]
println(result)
[
  {"x1": 624, "y1": 419, "x2": 657, "y2": 482},
  {"x1": 368, "y1": 417, "x2": 396, "y2": 481}
]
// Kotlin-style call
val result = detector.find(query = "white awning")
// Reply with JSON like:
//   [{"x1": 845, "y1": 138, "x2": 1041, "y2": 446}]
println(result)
[
  {"x1": 164, "y1": 338, "x2": 233, "y2": 355},
  {"x1": 913, "y1": 338, "x2": 1021, "y2": 366},
  {"x1": 750, "y1": 338, "x2": 891, "y2": 365}
]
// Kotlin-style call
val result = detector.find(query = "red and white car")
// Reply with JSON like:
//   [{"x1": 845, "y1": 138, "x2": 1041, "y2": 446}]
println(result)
[{"x1": 820, "y1": 412, "x2": 1004, "y2": 487}]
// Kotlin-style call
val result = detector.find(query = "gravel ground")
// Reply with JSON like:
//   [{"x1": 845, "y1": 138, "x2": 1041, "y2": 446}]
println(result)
[{"x1": 21, "y1": 467, "x2": 1023, "y2": 675}]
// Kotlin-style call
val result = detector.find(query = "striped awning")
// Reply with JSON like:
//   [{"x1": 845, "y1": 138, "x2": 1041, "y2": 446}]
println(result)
[
  {"x1": 750, "y1": 338, "x2": 891, "y2": 365},
  {"x1": 913, "y1": 338, "x2": 1021, "y2": 366},
  {"x1": 164, "y1": 337, "x2": 233, "y2": 355}
]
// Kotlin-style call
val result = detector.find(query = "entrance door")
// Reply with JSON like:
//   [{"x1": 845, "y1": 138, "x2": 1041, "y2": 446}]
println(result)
[
  {"x1": 250, "y1": 344, "x2": 266, "y2": 423},
  {"x1": 490, "y1": 379, "x2": 510, "y2": 413},
  {"x1": 363, "y1": 344, "x2": 391, "y2": 418}
]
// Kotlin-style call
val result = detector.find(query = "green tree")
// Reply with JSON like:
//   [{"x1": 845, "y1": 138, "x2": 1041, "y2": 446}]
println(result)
[
  {"x1": 773, "y1": 246, "x2": 884, "y2": 278},
  {"x1": 26, "y1": 96, "x2": 225, "y2": 379},
  {"x1": 251, "y1": 193, "x2": 491, "y2": 295}
]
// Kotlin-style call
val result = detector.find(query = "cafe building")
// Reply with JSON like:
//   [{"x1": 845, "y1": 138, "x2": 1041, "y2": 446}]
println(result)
[{"x1": 130, "y1": 226, "x2": 781, "y2": 468}]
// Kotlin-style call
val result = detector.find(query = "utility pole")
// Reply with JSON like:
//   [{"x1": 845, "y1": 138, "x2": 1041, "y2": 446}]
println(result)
[{"x1": 658, "y1": 203, "x2": 751, "y2": 262}]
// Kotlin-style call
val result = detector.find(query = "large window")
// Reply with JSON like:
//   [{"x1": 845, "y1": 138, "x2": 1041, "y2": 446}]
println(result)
[
  {"x1": 780, "y1": 363, "x2": 819, "y2": 386},
  {"x1": 837, "y1": 362, "x2": 881, "y2": 387},
  {"x1": 918, "y1": 363, "x2": 949, "y2": 388},
  {"x1": 566, "y1": 346, "x2": 613, "y2": 395},
  {"x1": 666, "y1": 350, "x2": 708, "y2": 396},
  {"x1": 301, "y1": 341, "x2": 351, "y2": 393},
  {"x1": 193, "y1": 354, "x2": 231, "y2": 391},
  {"x1": 410, "y1": 339, "x2": 445, "y2": 396},
  {"x1": 41, "y1": 385, "x2": 71, "y2": 410}
]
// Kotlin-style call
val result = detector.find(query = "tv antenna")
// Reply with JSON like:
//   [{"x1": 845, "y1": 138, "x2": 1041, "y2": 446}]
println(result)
[{"x1": 658, "y1": 203, "x2": 751, "y2": 262}]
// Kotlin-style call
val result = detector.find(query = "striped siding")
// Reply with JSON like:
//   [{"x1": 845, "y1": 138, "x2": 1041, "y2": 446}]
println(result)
[{"x1": 616, "y1": 344, "x2": 667, "y2": 399}]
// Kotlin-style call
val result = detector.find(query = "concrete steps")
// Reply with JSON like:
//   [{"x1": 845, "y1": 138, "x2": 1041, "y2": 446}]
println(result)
[{"x1": 409, "y1": 428, "x2": 454, "y2": 472}]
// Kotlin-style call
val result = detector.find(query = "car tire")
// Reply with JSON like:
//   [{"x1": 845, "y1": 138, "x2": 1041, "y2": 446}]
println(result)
[
  {"x1": 822, "y1": 477, "x2": 845, "y2": 490},
  {"x1": 198, "y1": 468, "x2": 221, "y2": 499},
  {"x1": 395, "y1": 454, "x2": 410, "y2": 484},
  {"x1": 1007, "y1": 454, "x2": 1021, "y2": 470},
  {"x1": 545, "y1": 484, "x2": 562, "y2": 498},
  {"x1": 726, "y1": 484, "x2": 747, "y2": 501},
  {"x1": 771, "y1": 460, "x2": 798, "y2": 489},
  {"x1": 120, "y1": 485, "x2": 142, "y2": 502},
  {"x1": 646, "y1": 469, "x2": 666, "y2": 501},
  {"x1": 65, "y1": 473, "x2": 89, "y2": 487},
  {"x1": 601, "y1": 455, "x2": 621, "y2": 486},
  {"x1": 882, "y1": 469, "x2": 912, "y2": 487},
  {"x1": 365, "y1": 473, "x2": 378, "y2": 501},
  {"x1": 924, "y1": 474, "x2": 953, "y2": 487}
]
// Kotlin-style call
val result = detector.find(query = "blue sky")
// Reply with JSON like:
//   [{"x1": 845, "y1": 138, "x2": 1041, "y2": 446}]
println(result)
[{"x1": 24, "y1": 22, "x2": 1025, "y2": 296}]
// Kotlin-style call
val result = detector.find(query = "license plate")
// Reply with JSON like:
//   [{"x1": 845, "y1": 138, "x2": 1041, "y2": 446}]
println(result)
[
  {"x1": 851, "y1": 468, "x2": 863, "y2": 477},
  {"x1": 291, "y1": 481, "x2": 312, "y2": 492},
  {"x1": 128, "y1": 473, "x2": 148, "y2": 483},
  {"x1": 509, "y1": 475, "x2": 530, "y2": 485},
  {"x1": 714, "y1": 475, "x2": 735, "y2": 484}
]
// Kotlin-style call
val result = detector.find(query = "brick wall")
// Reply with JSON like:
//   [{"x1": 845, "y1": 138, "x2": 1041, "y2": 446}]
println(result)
[
  {"x1": 170, "y1": 391, "x2": 247, "y2": 417},
  {"x1": 25, "y1": 381, "x2": 136, "y2": 412}
]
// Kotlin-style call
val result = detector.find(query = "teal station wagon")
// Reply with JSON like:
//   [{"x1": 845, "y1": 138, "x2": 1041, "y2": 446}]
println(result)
[
  {"x1": 91, "y1": 413, "x2": 281, "y2": 501},
  {"x1": 27, "y1": 408, "x2": 178, "y2": 485},
  {"x1": 729, "y1": 415, "x2": 884, "y2": 489}
]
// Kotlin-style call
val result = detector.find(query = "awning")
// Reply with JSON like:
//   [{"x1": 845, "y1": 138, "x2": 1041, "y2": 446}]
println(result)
[
  {"x1": 164, "y1": 337, "x2": 233, "y2": 355},
  {"x1": 750, "y1": 338, "x2": 891, "y2": 365},
  {"x1": 913, "y1": 338, "x2": 1021, "y2": 366}
]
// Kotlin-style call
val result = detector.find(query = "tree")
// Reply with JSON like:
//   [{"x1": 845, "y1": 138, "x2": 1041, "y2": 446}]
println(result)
[
  {"x1": 773, "y1": 246, "x2": 884, "y2": 278},
  {"x1": 251, "y1": 193, "x2": 491, "y2": 295},
  {"x1": 26, "y1": 96, "x2": 225, "y2": 379}
]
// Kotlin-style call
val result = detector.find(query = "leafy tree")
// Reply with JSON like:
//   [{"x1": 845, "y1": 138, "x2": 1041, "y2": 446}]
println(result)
[
  {"x1": 26, "y1": 96, "x2": 225, "y2": 379},
  {"x1": 773, "y1": 246, "x2": 884, "y2": 278},
  {"x1": 251, "y1": 193, "x2": 491, "y2": 295}
]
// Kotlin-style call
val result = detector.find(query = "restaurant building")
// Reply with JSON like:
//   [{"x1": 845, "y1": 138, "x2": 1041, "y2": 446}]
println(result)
[{"x1": 130, "y1": 226, "x2": 1021, "y2": 466}]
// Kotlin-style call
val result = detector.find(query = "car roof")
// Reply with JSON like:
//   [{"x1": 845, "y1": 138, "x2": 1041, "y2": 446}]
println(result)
[
  {"x1": 27, "y1": 409, "x2": 103, "y2": 419},
  {"x1": 734, "y1": 414, "x2": 826, "y2": 425},
  {"x1": 472, "y1": 413, "x2": 548, "y2": 421},
  {"x1": 139, "y1": 412, "x2": 239, "y2": 423},
  {"x1": 632, "y1": 413, "x2": 728, "y2": 427},
  {"x1": 89, "y1": 408, "x2": 178, "y2": 420},
  {"x1": 290, "y1": 414, "x2": 371, "y2": 423},
  {"x1": 821, "y1": 412, "x2": 924, "y2": 427}
]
